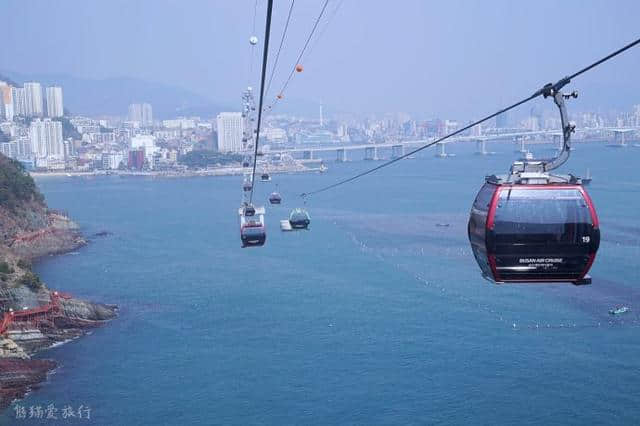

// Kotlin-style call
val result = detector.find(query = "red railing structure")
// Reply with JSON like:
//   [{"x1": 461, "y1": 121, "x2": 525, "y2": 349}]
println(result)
[
  {"x1": 0, "y1": 291, "x2": 72, "y2": 336},
  {"x1": 9, "y1": 228, "x2": 62, "y2": 246}
]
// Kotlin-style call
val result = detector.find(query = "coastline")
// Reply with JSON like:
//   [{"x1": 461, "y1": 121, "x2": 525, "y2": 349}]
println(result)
[
  {"x1": 29, "y1": 159, "x2": 326, "y2": 179},
  {"x1": 0, "y1": 214, "x2": 118, "y2": 411}
]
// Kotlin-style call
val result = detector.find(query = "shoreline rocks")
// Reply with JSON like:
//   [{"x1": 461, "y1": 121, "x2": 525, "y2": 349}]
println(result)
[
  {"x1": 0, "y1": 359, "x2": 57, "y2": 411},
  {"x1": 0, "y1": 154, "x2": 117, "y2": 412}
]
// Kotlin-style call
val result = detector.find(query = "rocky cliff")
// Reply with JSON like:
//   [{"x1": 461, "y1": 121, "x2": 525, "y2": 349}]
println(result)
[{"x1": 0, "y1": 154, "x2": 117, "y2": 410}]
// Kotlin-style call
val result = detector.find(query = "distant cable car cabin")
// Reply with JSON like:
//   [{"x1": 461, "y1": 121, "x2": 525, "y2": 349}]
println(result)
[
  {"x1": 269, "y1": 192, "x2": 282, "y2": 204},
  {"x1": 288, "y1": 208, "x2": 311, "y2": 229},
  {"x1": 239, "y1": 204, "x2": 266, "y2": 247}
]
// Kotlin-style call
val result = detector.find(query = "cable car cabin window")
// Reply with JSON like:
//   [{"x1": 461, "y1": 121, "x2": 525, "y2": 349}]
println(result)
[
  {"x1": 469, "y1": 183, "x2": 496, "y2": 241},
  {"x1": 473, "y1": 183, "x2": 495, "y2": 212},
  {"x1": 468, "y1": 183, "x2": 497, "y2": 278},
  {"x1": 242, "y1": 227, "x2": 264, "y2": 237},
  {"x1": 493, "y1": 188, "x2": 592, "y2": 249}
]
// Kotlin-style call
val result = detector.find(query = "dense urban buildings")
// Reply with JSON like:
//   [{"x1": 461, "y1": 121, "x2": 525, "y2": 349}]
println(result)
[
  {"x1": 0, "y1": 77, "x2": 638, "y2": 173},
  {"x1": 130, "y1": 134, "x2": 157, "y2": 168}
]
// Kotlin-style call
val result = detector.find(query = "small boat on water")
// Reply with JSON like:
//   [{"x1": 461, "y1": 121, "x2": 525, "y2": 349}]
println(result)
[
  {"x1": 280, "y1": 219, "x2": 293, "y2": 231},
  {"x1": 609, "y1": 306, "x2": 630, "y2": 315}
]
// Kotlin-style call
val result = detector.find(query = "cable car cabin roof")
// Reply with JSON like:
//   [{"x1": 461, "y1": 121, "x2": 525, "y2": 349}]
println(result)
[
  {"x1": 486, "y1": 173, "x2": 586, "y2": 186},
  {"x1": 289, "y1": 208, "x2": 310, "y2": 221},
  {"x1": 238, "y1": 206, "x2": 265, "y2": 216}
]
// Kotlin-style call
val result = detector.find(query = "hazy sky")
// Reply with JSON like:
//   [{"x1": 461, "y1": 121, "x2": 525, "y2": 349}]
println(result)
[{"x1": 3, "y1": 0, "x2": 640, "y2": 119}]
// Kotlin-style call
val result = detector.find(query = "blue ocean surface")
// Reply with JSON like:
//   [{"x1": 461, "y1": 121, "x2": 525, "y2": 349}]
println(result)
[{"x1": 3, "y1": 141, "x2": 640, "y2": 425}]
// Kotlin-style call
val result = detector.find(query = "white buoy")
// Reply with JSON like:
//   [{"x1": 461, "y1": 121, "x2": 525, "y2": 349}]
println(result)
[{"x1": 249, "y1": 36, "x2": 258, "y2": 45}]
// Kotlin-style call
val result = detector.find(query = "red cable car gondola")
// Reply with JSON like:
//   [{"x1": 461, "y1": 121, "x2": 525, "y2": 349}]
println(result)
[
  {"x1": 468, "y1": 87, "x2": 600, "y2": 285},
  {"x1": 468, "y1": 177, "x2": 599, "y2": 284}
]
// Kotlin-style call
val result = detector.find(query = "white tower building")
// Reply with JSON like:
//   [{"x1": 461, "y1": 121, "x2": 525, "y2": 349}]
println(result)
[
  {"x1": 46, "y1": 86, "x2": 64, "y2": 117},
  {"x1": 216, "y1": 112, "x2": 244, "y2": 152},
  {"x1": 29, "y1": 119, "x2": 63, "y2": 159},
  {"x1": 11, "y1": 87, "x2": 26, "y2": 117},
  {"x1": 141, "y1": 103, "x2": 153, "y2": 127},
  {"x1": 128, "y1": 103, "x2": 153, "y2": 127},
  {"x1": 24, "y1": 82, "x2": 43, "y2": 117}
]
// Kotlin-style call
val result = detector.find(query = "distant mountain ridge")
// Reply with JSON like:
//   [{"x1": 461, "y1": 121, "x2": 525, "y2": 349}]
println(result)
[{"x1": 0, "y1": 71, "x2": 233, "y2": 119}]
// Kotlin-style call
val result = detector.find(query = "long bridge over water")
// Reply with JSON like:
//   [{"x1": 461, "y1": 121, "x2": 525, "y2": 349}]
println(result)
[{"x1": 255, "y1": 127, "x2": 640, "y2": 162}]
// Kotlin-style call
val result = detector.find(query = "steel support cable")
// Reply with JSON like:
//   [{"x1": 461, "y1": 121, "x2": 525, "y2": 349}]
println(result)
[
  {"x1": 249, "y1": 0, "x2": 274, "y2": 204},
  {"x1": 265, "y1": 0, "x2": 296, "y2": 97},
  {"x1": 302, "y1": 36, "x2": 640, "y2": 197},
  {"x1": 265, "y1": 0, "x2": 330, "y2": 112}
]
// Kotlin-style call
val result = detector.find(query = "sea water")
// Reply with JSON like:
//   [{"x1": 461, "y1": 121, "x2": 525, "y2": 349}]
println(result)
[{"x1": 3, "y1": 141, "x2": 640, "y2": 425}]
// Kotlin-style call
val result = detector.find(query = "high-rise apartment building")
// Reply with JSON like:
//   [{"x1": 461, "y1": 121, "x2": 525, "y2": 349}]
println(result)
[
  {"x1": 29, "y1": 118, "x2": 64, "y2": 159},
  {"x1": 24, "y1": 82, "x2": 43, "y2": 117},
  {"x1": 46, "y1": 86, "x2": 64, "y2": 117},
  {"x1": 128, "y1": 103, "x2": 153, "y2": 127},
  {"x1": 128, "y1": 103, "x2": 142, "y2": 123},
  {"x1": 11, "y1": 87, "x2": 26, "y2": 117},
  {"x1": 216, "y1": 112, "x2": 244, "y2": 152},
  {"x1": 141, "y1": 103, "x2": 153, "y2": 127},
  {"x1": 0, "y1": 82, "x2": 13, "y2": 121}
]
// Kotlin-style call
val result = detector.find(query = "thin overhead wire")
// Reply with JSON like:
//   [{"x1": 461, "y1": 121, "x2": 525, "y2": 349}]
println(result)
[
  {"x1": 251, "y1": 0, "x2": 258, "y2": 34},
  {"x1": 265, "y1": 0, "x2": 330, "y2": 112},
  {"x1": 302, "y1": 36, "x2": 640, "y2": 197},
  {"x1": 305, "y1": 0, "x2": 343, "y2": 59},
  {"x1": 265, "y1": 0, "x2": 296, "y2": 97},
  {"x1": 249, "y1": 0, "x2": 274, "y2": 204}
]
